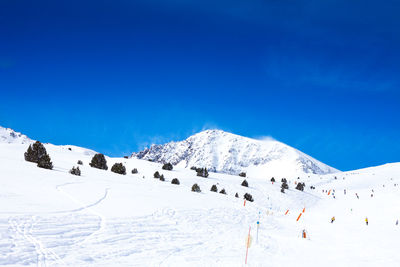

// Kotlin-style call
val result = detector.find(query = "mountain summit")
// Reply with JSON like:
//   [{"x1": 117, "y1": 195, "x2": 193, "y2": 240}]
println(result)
[
  {"x1": 131, "y1": 129, "x2": 339, "y2": 177},
  {"x1": 0, "y1": 126, "x2": 32, "y2": 144}
]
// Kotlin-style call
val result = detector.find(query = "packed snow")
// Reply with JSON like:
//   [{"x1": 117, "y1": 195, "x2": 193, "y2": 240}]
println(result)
[{"x1": 0, "y1": 127, "x2": 399, "y2": 266}]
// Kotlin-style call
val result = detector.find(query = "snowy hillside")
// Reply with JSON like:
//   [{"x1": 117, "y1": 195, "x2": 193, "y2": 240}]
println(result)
[
  {"x1": 0, "y1": 126, "x2": 32, "y2": 144},
  {"x1": 132, "y1": 129, "x2": 339, "y2": 177},
  {"x1": 1, "y1": 127, "x2": 400, "y2": 266}
]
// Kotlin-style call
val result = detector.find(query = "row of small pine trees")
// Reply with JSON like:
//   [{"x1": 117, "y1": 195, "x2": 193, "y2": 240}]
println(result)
[
  {"x1": 276, "y1": 177, "x2": 306, "y2": 193},
  {"x1": 192, "y1": 183, "x2": 254, "y2": 201},
  {"x1": 87, "y1": 153, "x2": 140, "y2": 176},
  {"x1": 154, "y1": 172, "x2": 255, "y2": 200},
  {"x1": 24, "y1": 142, "x2": 139, "y2": 177},
  {"x1": 24, "y1": 143, "x2": 255, "y2": 202}
]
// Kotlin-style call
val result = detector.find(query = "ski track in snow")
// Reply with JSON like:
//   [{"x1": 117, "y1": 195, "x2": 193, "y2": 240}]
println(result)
[
  {"x1": 55, "y1": 182, "x2": 109, "y2": 245},
  {"x1": 0, "y1": 182, "x2": 111, "y2": 266},
  {"x1": 0, "y1": 204, "x2": 277, "y2": 266},
  {"x1": 8, "y1": 216, "x2": 67, "y2": 266}
]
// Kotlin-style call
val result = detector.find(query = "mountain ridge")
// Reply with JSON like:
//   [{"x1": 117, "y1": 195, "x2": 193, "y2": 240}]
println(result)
[
  {"x1": 0, "y1": 126, "x2": 339, "y2": 177},
  {"x1": 0, "y1": 126, "x2": 32, "y2": 144},
  {"x1": 132, "y1": 129, "x2": 339, "y2": 177}
]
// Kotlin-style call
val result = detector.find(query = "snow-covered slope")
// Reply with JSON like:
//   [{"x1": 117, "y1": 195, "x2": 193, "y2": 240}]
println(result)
[
  {"x1": 0, "y1": 126, "x2": 32, "y2": 144},
  {"x1": 1, "y1": 126, "x2": 399, "y2": 266},
  {"x1": 132, "y1": 129, "x2": 339, "y2": 177}
]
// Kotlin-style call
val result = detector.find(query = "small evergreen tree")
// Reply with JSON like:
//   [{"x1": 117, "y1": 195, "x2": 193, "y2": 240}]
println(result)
[
  {"x1": 281, "y1": 181, "x2": 288, "y2": 193},
  {"x1": 111, "y1": 163, "x2": 126, "y2": 175},
  {"x1": 244, "y1": 193, "x2": 254, "y2": 202},
  {"x1": 210, "y1": 185, "x2": 218, "y2": 192},
  {"x1": 191, "y1": 183, "x2": 201, "y2": 192},
  {"x1": 219, "y1": 189, "x2": 227, "y2": 194},
  {"x1": 70, "y1": 166, "x2": 81, "y2": 176},
  {"x1": 196, "y1": 167, "x2": 209, "y2": 178},
  {"x1": 281, "y1": 178, "x2": 287, "y2": 183},
  {"x1": 162, "y1": 163, "x2": 173, "y2": 170},
  {"x1": 37, "y1": 154, "x2": 53, "y2": 170},
  {"x1": 154, "y1": 171, "x2": 161, "y2": 178},
  {"x1": 171, "y1": 178, "x2": 180, "y2": 185},
  {"x1": 239, "y1": 172, "x2": 246, "y2": 177},
  {"x1": 89, "y1": 153, "x2": 108, "y2": 170},
  {"x1": 131, "y1": 168, "x2": 138, "y2": 174},
  {"x1": 24, "y1": 141, "x2": 53, "y2": 170},
  {"x1": 241, "y1": 179, "x2": 249, "y2": 187},
  {"x1": 159, "y1": 174, "x2": 165, "y2": 181},
  {"x1": 190, "y1": 166, "x2": 197, "y2": 170},
  {"x1": 24, "y1": 141, "x2": 47, "y2": 163},
  {"x1": 296, "y1": 182, "x2": 305, "y2": 191},
  {"x1": 235, "y1": 192, "x2": 239, "y2": 198},
  {"x1": 77, "y1": 160, "x2": 83, "y2": 165},
  {"x1": 271, "y1": 177, "x2": 275, "y2": 182},
  {"x1": 282, "y1": 181, "x2": 289, "y2": 190}
]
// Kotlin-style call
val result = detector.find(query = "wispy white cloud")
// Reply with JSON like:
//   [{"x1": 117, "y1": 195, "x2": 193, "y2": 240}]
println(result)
[
  {"x1": 200, "y1": 122, "x2": 222, "y2": 132},
  {"x1": 254, "y1": 135, "x2": 277, "y2": 142}
]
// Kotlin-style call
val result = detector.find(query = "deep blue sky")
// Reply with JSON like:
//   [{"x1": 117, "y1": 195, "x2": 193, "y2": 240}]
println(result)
[{"x1": 1, "y1": 0, "x2": 399, "y2": 171}]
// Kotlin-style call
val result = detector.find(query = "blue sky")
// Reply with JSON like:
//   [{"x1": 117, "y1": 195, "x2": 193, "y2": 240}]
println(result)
[{"x1": 1, "y1": 0, "x2": 399, "y2": 171}]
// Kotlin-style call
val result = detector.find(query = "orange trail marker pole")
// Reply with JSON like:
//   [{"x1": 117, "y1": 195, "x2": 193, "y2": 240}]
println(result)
[
  {"x1": 244, "y1": 199, "x2": 246, "y2": 206},
  {"x1": 302, "y1": 208, "x2": 305, "y2": 213},
  {"x1": 285, "y1": 210, "x2": 289, "y2": 215},
  {"x1": 296, "y1": 213, "x2": 302, "y2": 221},
  {"x1": 245, "y1": 226, "x2": 251, "y2": 264},
  {"x1": 328, "y1": 190, "x2": 331, "y2": 195}
]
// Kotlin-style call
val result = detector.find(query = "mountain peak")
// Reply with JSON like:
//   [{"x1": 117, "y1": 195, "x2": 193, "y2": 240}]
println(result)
[
  {"x1": 0, "y1": 126, "x2": 32, "y2": 144},
  {"x1": 132, "y1": 130, "x2": 338, "y2": 177},
  {"x1": 192, "y1": 129, "x2": 230, "y2": 138}
]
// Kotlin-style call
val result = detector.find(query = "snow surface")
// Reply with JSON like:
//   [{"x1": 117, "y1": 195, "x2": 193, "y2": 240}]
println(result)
[
  {"x1": 0, "y1": 129, "x2": 400, "y2": 266},
  {"x1": 132, "y1": 129, "x2": 339, "y2": 177}
]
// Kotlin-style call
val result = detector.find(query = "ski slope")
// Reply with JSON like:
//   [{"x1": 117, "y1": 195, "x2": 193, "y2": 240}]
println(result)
[{"x1": 0, "y1": 140, "x2": 399, "y2": 266}]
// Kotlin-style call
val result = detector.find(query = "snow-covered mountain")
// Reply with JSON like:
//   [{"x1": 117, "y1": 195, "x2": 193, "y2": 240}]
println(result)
[
  {"x1": 132, "y1": 129, "x2": 339, "y2": 177},
  {"x1": 0, "y1": 126, "x2": 32, "y2": 144},
  {"x1": 0, "y1": 125, "x2": 399, "y2": 266}
]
